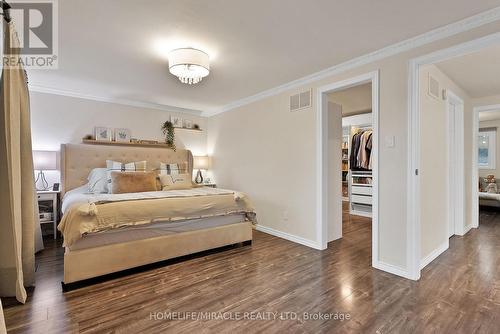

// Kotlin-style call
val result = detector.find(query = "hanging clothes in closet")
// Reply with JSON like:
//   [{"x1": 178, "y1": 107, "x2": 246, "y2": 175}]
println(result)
[{"x1": 350, "y1": 129, "x2": 373, "y2": 171}]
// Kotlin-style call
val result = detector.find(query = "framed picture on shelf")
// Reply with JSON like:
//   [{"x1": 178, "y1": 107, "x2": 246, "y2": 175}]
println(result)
[
  {"x1": 184, "y1": 120, "x2": 193, "y2": 129},
  {"x1": 114, "y1": 128, "x2": 131, "y2": 142},
  {"x1": 171, "y1": 116, "x2": 183, "y2": 128},
  {"x1": 94, "y1": 127, "x2": 113, "y2": 141}
]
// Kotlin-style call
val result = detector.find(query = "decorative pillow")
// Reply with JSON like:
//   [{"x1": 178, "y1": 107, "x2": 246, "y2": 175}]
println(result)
[
  {"x1": 159, "y1": 162, "x2": 188, "y2": 175},
  {"x1": 159, "y1": 173, "x2": 193, "y2": 190},
  {"x1": 106, "y1": 160, "x2": 147, "y2": 171},
  {"x1": 480, "y1": 177, "x2": 500, "y2": 193},
  {"x1": 486, "y1": 182, "x2": 498, "y2": 194},
  {"x1": 109, "y1": 171, "x2": 158, "y2": 194},
  {"x1": 87, "y1": 168, "x2": 108, "y2": 193},
  {"x1": 106, "y1": 160, "x2": 147, "y2": 193}
]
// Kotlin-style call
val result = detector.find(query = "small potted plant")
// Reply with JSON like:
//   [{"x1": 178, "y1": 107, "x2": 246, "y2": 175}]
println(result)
[{"x1": 161, "y1": 120, "x2": 176, "y2": 151}]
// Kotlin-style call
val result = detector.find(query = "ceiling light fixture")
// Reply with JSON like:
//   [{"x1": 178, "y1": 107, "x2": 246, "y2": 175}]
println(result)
[{"x1": 168, "y1": 48, "x2": 210, "y2": 85}]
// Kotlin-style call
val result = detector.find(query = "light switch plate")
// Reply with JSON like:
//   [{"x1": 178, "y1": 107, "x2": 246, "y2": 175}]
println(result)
[{"x1": 385, "y1": 136, "x2": 395, "y2": 148}]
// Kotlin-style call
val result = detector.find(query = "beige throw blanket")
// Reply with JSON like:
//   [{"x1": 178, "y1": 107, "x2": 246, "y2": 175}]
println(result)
[{"x1": 58, "y1": 189, "x2": 256, "y2": 247}]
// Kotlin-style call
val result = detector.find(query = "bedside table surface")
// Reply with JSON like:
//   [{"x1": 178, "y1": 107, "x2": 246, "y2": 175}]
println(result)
[
  {"x1": 37, "y1": 190, "x2": 60, "y2": 194},
  {"x1": 195, "y1": 183, "x2": 216, "y2": 188}
]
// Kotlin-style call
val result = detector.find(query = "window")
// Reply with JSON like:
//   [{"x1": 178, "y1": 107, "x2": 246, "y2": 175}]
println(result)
[{"x1": 478, "y1": 130, "x2": 496, "y2": 169}]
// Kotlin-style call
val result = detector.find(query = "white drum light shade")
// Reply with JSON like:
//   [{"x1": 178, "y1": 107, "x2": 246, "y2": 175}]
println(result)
[
  {"x1": 193, "y1": 156, "x2": 209, "y2": 170},
  {"x1": 168, "y1": 48, "x2": 210, "y2": 85},
  {"x1": 33, "y1": 151, "x2": 57, "y2": 170}
]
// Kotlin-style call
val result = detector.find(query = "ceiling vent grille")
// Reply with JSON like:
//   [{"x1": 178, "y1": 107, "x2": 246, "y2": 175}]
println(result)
[
  {"x1": 290, "y1": 89, "x2": 312, "y2": 112},
  {"x1": 428, "y1": 74, "x2": 440, "y2": 100}
]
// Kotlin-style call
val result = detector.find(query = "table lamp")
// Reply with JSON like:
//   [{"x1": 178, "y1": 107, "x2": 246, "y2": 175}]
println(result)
[
  {"x1": 33, "y1": 150, "x2": 57, "y2": 191},
  {"x1": 193, "y1": 156, "x2": 209, "y2": 184}
]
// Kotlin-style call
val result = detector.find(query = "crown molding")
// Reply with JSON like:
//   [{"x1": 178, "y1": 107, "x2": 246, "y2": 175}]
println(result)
[
  {"x1": 202, "y1": 6, "x2": 500, "y2": 117},
  {"x1": 28, "y1": 83, "x2": 204, "y2": 116}
]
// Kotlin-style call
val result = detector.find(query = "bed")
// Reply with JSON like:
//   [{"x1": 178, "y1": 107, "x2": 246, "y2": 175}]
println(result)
[
  {"x1": 479, "y1": 178, "x2": 500, "y2": 208},
  {"x1": 59, "y1": 143, "x2": 254, "y2": 286},
  {"x1": 479, "y1": 191, "x2": 500, "y2": 208}
]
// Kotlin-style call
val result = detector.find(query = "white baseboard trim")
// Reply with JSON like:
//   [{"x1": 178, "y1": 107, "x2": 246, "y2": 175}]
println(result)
[
  {"x1": 420, "y1": 240, "x2": 449, "y2": 270},
  {"x1": 373, "y1": 260, "x2": 412, "y2": 279},
  {"x1": 255, "y1": 225, "x2": 322, "y2": 250},
  {"x1": 257, "y1": 225, "x2": 417, "y2": 279},
  {"x1": 457, "y1": 224, "x2": 473, "y2": 236}
]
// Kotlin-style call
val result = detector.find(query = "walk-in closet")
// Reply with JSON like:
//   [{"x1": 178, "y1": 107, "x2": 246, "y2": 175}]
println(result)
[{"x1": 328, "y1": 82, "x2": 373, "y2": 221}]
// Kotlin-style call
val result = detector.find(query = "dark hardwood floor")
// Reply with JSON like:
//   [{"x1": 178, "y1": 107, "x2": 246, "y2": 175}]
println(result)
[{"x1": 3, "y1": 205, "x2": 500, "y2": 333}]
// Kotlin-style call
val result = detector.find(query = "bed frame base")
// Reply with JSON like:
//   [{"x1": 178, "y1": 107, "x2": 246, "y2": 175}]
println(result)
[
  {"x1": 61, "y1": 239, "x2": 252, "y2": 292},
  {"x1": 62, "y1": 222, "x2": 253, "y2": 288}
]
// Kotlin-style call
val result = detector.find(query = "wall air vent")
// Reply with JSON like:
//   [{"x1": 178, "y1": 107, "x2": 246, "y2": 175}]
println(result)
[
  {"x1": 428, "y1": 74, "x2": 440, "y2": 100},
  {"x1": 290, "y1": 89, "x2": 312, "y2": 112}
]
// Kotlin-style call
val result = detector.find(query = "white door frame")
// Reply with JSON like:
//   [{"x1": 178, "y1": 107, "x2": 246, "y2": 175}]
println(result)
[
  {"x1": 473, "y1": 104, "x2": 500, "y2": 229},
  {"x1": 408, "y1": 32, "x2": 500, "y2": 280},
  {"x1": 446, "y1": 90, "x2": 465, "y2": 237},
  {"x1": 316, "y1": 70, "x2": 380, "y2": 268}
]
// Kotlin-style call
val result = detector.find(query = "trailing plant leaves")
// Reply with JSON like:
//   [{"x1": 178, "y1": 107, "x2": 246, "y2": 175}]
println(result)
[{"x1": 161, "y1": 121, "x2": 176, "y2": 151}]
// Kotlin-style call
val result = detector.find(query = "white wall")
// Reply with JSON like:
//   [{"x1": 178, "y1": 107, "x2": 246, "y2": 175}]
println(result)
[
  {"x1": 327, "y1": 102, "x2": 342, "y2": 242},
  {"x1": 473, "y1": 94, "x2": 500, "y2": 107},
  {"x1": 419, "y1": 64, "x2": 472, "y2": 261},
  {"x1": 207, "y1": 20, "x2": 500, "y2": 275},
  {"x1": 30, "y1": 92, "x2": 207, "y2": 187}
]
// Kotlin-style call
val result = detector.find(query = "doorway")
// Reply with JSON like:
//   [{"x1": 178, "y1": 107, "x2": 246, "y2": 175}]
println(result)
[
  {"x1": 409, "y1": 32, "x2": 500, "y2": 280},
  {"x1": 316, "y1": 71, "x2": 381, "y2": 271},
  {"x1": 473, "y1": 104, "x2": 500, "y2": 229}
]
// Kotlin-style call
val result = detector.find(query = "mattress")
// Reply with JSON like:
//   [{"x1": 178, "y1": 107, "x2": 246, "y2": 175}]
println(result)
[{"x1": 69, "y1": 213, "x2": 247, "y2": 251}]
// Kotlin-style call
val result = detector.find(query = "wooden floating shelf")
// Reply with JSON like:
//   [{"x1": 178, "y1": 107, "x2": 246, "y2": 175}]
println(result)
[
  {"x1": 175, "y1": 127, "x2": 203, "y2": 132},
  {"x1": 82, "y1": 139, "x2": 174, "y2": 148}
]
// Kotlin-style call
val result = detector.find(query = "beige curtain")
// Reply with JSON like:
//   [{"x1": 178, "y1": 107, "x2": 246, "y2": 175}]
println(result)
[
  {"x1": 0, "y1": 298, "x2": 6, "y2": 334},
  {"x1": 0, "y1": 21, "x2": 41, "y2": 303}
]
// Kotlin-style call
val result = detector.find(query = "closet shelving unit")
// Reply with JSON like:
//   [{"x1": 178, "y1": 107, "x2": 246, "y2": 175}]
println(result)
[
  {"x1": 342, "y1": 127, "x2": 350, "y2": 201},
  {"x1": 347, "y1": 124, "x2": 373, "y2": 218}
]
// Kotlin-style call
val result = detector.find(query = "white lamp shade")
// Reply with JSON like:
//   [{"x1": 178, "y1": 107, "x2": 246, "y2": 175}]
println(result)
[
  {"x1": 193, "y1": 156, "x2": 209, "y2": 170},
  {"x1": 33, "y1": 151, "x2": 57, "y2": 170}
]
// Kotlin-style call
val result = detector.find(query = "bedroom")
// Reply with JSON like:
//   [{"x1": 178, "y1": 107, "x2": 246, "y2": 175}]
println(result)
[{"x1": 2, "y1": 1, "x2": 500, "y2": 333}]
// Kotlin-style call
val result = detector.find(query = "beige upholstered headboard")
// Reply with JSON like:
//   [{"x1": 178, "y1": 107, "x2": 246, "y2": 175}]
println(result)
[{"x1": 60, "y1": 143, "x2": 193, "y2": 195}]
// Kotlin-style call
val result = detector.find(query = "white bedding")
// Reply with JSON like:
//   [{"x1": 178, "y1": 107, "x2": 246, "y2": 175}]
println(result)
[{"x1": 61, "y1": 185, "x2": 237, "y2": 214}]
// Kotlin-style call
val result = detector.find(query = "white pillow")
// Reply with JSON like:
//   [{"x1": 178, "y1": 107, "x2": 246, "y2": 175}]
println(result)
[
  {"x1": 159, "y1": 173, "x2": 192, "y2": 190},
  {"x1": 105, "y1": 160, "x2": 147, "y2": 193},
  {"x1": 106, "y1": 160, "x2": 146, "y2": 171},
  {"x1": 159, "y1": 162, "x2": 187, "y2": 175},
  {"x1": 87, "y1": 168, "x2": 108, "y2": 193}
]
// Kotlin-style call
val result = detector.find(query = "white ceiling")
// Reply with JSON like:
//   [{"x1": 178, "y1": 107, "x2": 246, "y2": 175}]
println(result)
[
  {"x1": 437, "y1": 44, "x2": 500, "y2": 98},
  {"x1": 27, "y1": 0, "x2": 500, "y2": 113},
  {"x1": 328, "y1": 83, "x2": 371, "y2": 116}
]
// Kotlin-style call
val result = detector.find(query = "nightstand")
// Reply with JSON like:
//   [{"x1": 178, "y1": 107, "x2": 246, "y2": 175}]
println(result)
[{"x1": 37, "y1": 190, "x2": 60, "y2": 239}]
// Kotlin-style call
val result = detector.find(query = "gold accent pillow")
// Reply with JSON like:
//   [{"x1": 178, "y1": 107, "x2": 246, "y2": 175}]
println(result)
[{"x1": 109, "y1": 171, "x2": 158, "y2": 194}]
